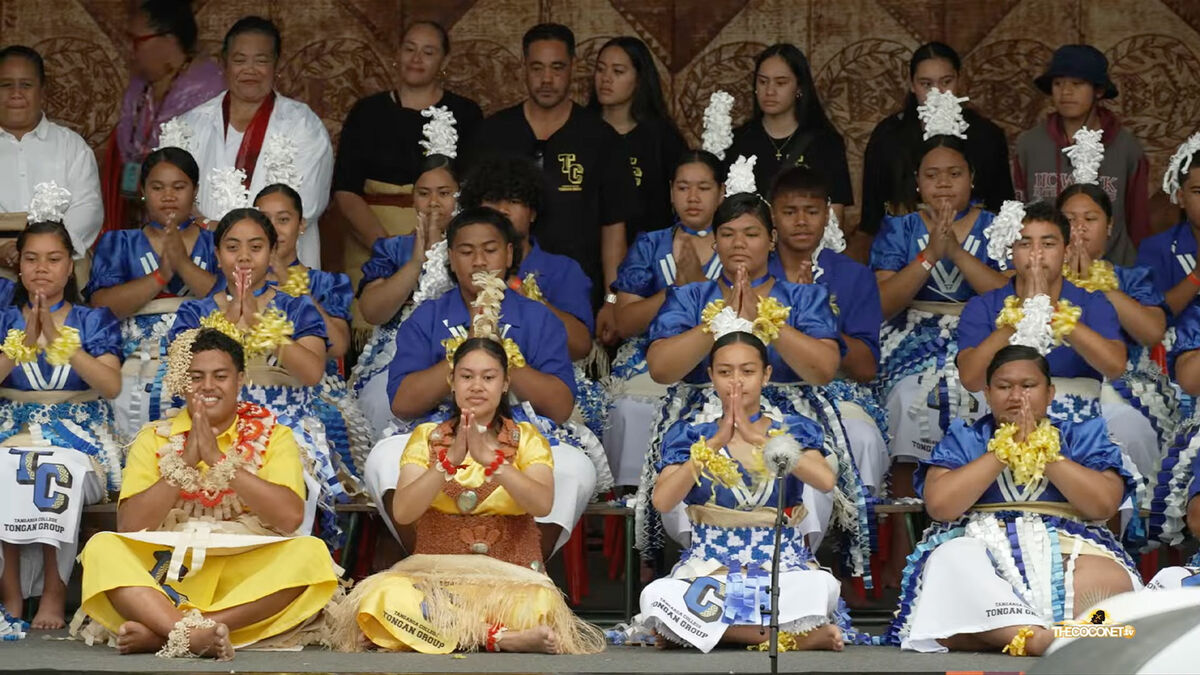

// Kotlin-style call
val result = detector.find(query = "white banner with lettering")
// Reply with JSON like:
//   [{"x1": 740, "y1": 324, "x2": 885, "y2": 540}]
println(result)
[{"x1": 0, "y1": 446, "x2": 101, "y2": 547}]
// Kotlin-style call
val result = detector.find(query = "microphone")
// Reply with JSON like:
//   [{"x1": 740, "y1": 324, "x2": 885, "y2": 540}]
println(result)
[{"x1": 763, "y1": 433, "x2": 803, "y2": 477}]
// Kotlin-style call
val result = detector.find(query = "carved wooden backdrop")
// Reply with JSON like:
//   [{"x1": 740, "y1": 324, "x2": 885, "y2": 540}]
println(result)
[{"x1": 3, "y1": 0, "x2": 1197, "y2": 227}]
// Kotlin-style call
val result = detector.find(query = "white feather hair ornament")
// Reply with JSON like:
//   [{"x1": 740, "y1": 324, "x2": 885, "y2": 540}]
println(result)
[
  {"x1": 763, "y1": 432, "x2": 804, "y2": 475},
  {"x1": 27, "y1": 182, "x2": 71, "y2": 223},
  {"x1": 419, "y1": 105, "x2": 459, "y2": 159},
  {"x1": 701, "y1": 90, "x2": 735, "y2": 160},
  {"x1": 983, "y1": 200, "x2": 1025, "y2": 270},
  {"x1": 1164, "y1": 131, "x2": 1200, "y2": 204},
  {"x1": 207, "y1": 167, "x2": 252, "y2": 220},
  {"x1": 155, "y1": 117, "x2": 196, "y2": 154},
  {"x1": 917, "y1": 88, "x2": 970, "y2": 141},
  {"x1": 1062, "y1": 127, "x2": 1104, "y2": 186},
  {"x1": 261, "y1": 133, "x2": 303, "y2": 190},
  {"x1": 724, "y1": 155, "x2": 758, "y2": 197}
]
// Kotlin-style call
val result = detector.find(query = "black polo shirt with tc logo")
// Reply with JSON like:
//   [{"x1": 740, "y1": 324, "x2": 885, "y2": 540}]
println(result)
[{"x1": 467, "y1": 102, "x2": 637, "y2": 302}]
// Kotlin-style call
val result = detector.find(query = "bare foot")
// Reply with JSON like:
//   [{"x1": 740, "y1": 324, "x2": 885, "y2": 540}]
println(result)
[
  {"x1": 117, "y1": 621, "x2": 165, "y2": 654},
  {"x1": 793, "y1": 624, "x2": 845, "y2": 652},
  {"x1": 30, "y1": 593, "x2": 65, "y2": 630},
  {"x1": 498, "y1": 625, "x2": 559, "y2": 654},
  {"x1": 1023, "y1": 627, "x2": 1055, "y2": 656},
  {"x1": 189, "y1": 622, "x2": 235, "y2": 661}
]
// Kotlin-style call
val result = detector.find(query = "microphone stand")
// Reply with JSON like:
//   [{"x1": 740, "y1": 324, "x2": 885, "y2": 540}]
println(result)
[{"x1": 767, "y1": 467, "x2": 786, "y2": 675}]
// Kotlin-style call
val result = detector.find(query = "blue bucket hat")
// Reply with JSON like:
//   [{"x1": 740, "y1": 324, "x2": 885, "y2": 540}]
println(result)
[{"x1": 1034, "y1": 44, "x2": 1118, "y2": 99}]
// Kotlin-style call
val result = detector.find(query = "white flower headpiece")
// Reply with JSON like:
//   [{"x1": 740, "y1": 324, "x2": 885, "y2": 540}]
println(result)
[
  {"x1": 917, "y1": 88, "x2": 970, "y2": 141},
  {"x1": 155, "y1": 117, "x2": 196, "y2": 155},
  {"x1": 1164, "y1": 131, "x2": 1200, "y2": 204},
  {"x1": 208, "y1": 167, "x2": 252, "y2": 220},
  {"x1": 27, "y1": 182, "x2": 70, "y2": 223},
  {"x1": 261, "y1": 133, "x2": 303, "y2": 191},
  {"x1": 469, "y1": 271, "x2": 507, "y2": 340},
  {"x1": 983, "y1": 200, "x2": 1025, "y2": 270},
  {"x1": 410, "y1": 239, "x2": 453, "y2": 307},
  {"x1": 708, "y1": 306, "x2": 754, "y2": 339},
  {"x1": 701, "y1": 90, "x2": 735, "y2": 160},
  {"x1": 1009, "y1": 294, "x2": 1055, "y2": 355},
  {"x1": 811, "y1": 203, "x2": 846, "y2": 278},
  {"x1": 1063, "y1": 127, "x2": 1104, "y2": 186},
  {"x1": 724, "y1": 155, "x2": 757, "y2": 197},
  {"x1": 419, "y1": 105, "x2": 458, "y2": 159}
]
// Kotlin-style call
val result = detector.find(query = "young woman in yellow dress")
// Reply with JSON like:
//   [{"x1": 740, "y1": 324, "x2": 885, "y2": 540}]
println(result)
[
  {"x1": 333, "y1": 337, "x2": 604, "y2": 654},
  {"x1": 73, "y1": 328, "x2": 339, "y2": 660}
]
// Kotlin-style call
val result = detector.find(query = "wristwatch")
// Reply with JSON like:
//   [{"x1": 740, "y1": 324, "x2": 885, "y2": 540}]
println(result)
[{"x1": 604, "y1": 293, "x2": 618, "y2": 305}]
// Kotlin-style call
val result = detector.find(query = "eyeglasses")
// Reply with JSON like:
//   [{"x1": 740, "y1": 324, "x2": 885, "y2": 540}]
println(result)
[{"x1": 129, "y1": 31, "x2": 167, "y2": 48}]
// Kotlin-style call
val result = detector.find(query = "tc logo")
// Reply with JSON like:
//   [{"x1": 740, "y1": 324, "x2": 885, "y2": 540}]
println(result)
[
  {"x1": 558, "y1": 153, "x2": 584, "y2": 191},
  {"x1": 630, "y1": 156, "x2": 643, "y2": 187},
  {"x1": 683, "y1": 577, "x2": 725, "y2": 621},
  {"x1": 10, "y1": 449, "x2": 72, "y2": 514}
]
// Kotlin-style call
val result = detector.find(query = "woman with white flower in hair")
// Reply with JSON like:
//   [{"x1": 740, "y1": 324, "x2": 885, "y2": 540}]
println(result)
[
  {"x1": 175, "y1": 16, "x2": 332, "y2": 267},
  {"x1": 1056, "y1": 170, "x2": 1170, "y2": 481},
  {"x1": 868, "y1": 89, "x2": 1012, "y2": 584},
  {"x1": 167, "y1": 208, "x2": 349, "y2": 547},
  {"x1": 0, "y1": 217, "x2": 122, "y2": 631},
  {"x1": 351, "y1": 106, "x2": 460, "y2": 442},
  {"x1": 633, "y1": 331, "x2": 845, "y2": 652},
  {"x1": 364, "y1": 207, "x2": 596, "y2": 560},
  {"x1": 886, "y1": 345, "x2": 1139, "y2": 655},
  {"x1": 637, "y1": 186, "x2": 874, "y2": 584},
  {"x1": 86, "y1": 146, "x2": 218, "y2": 441}
]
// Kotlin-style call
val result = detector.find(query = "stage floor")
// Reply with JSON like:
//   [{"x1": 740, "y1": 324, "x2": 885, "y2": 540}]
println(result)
[{"x1": 3, "y1": 631, "x2": 1027, "y2": 673}]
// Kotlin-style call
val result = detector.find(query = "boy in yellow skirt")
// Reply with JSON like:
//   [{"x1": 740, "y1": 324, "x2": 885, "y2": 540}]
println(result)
[{"x1": 72, "y1": 328, "x2": 339, "y2": 660}]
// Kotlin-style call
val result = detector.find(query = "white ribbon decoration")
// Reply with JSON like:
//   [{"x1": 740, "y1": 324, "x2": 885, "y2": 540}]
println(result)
[
  {"x1": 155, "y1": 117, "x2": 196, "y2": 154},
  {"x1": 708, "y1": 306, "x2": 753, "y2": 339},
  {"x1": 260, "y1": 133, "x2": 303, "y2": 191},
  {"x1": 27, "y1": 181, "x2": 71, "y2": 223},
  {"x1": 419, "y1": 105, "x2": 458, "y2": 158},
  {"x1": 983, "y1": 200, "x2": 1025, "y2": 269},
  {"x1": 1062, "y1": 127, "x2": 1104, "y2": 186},
  {"x1": 207, "y1": 167, "x2": 252, "y2": 220},
  {"x1": 724, "y1": 155, "x2": 757, "y2": 197},
  {"x1": 1164, "y1": 131, "x2": 1200, "y2": 204},
  {"x1": 1009, "y1": 294, "x2": 1055, "y2": 355},
  {"x1": 917, "y1": 87, "x2": 970, "y2": 140},
  {"x1": 701, "y1": 91, "x2": 735, "y2": 161}
]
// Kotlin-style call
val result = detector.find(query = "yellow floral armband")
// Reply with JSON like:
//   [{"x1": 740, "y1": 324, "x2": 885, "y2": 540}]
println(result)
[
  {"x1": 501, "y1": 338, "x2": 526, "y2": 368},
  {"x1": 199, "y1": 311, "x2": 244, "y2": 342},
  {"x1": 1062, "y1": 260, "x2": 1118, "y2": 293},
  {"x1": 243, "y1": 307, "x2": 295, "y2": 358},
  {"x1": 442, "y1": 334, "x2": 467, "y2": 364},
  {"x1": 987, "y1": 419, "x2": 1063, "y2": 486},
  {"x1": 1050, "y1": 299, "x2": 1081, "y2": 343},
  {"x1": 1, "y1": 329, "x2": 37, "y2": 364},
  {"x1": 690, "y1": 436, "x2": 742, "y2": 491},
  {"x1": 45, "y1": 325, "x2": 81, "y2": 366},
  {"x1": 699, "y1": 300, "x2": 726, "y2": 333},
  {"x1": 996, "y1": 295, "x2": 1023, "y2": 330},
  {"x1": 517, "y1": 273, "x2": 546, "y2": 304},
  {"x1": 278, "y1": 266, "x2": 310, "y2": 297},
  {"x1": 751, "y1": 296, "x2": 790, "y2": 344}
]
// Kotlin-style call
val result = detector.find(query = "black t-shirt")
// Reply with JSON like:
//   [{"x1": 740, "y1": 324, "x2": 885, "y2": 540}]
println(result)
[
  {"x1": 623, "y1": 116, "x2": 686, "y2": 240},
  {"x1": 332, "y1": 89, "x2": 483, "y2": 194},
  {"x1": 858, "y1": 103, "x2": 1014, "y2": 235},
  {"x1": 727, "y1": 120, "x2": 853, "y2": 205},
  {"x1": 467, "y1": 103, "x2": 637, "y2": 298}
]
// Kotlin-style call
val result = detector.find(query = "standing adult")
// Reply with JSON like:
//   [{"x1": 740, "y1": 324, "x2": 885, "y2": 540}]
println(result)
[
  {"x1": 1013, "y1": 44, "x2": 1149, "y2": 266},
  {"x1": 859, "y1": 42, "x2": 1013, "y2": 237},
  {"x1": 104, "y1": 0, "x2": 224, "y2": 232},
  {"x1": 177, "y1": 16, "x2": 333, "y2": 268},
  {"x1": 727, "y1": 43, "x2": 852, "y2": 228},
  {"x1": 466, "y1": 23, "x2": 636, "y2": 341},
  {"x1": 588, "y1": 36, "x2": 684, "y2": 242},
  {"x1": 334, "y1": 20, "x2": 482, "y2": 300},
  {"x1": 0, "y1": 46, "x2": 102, "y2": 265}
]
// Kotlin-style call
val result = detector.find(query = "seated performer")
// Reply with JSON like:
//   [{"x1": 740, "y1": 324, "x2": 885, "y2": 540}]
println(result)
[
  {"x1": 1057, "y1": 181, "x2": 1170, "y2": 477},
  {"x1": 352, "y1": 107, "x2": 459, "y2": 441},
  {"x1": 1148, "y1": 299, "x2": 1200, "y2": 549},
  {"x1": 0, "y1": 220, "x2": 121, "y2": 630},
  {"x1": 1136, "y1": 132, "x2": 1200, "y2": 316},
  {"x1": 73, "y1": 328, "x2": 339, "y2": 660},
  {"x1": 364, "y1": 207, "x2": 596, "y2": 558},
  {"x1": 887, "y1": 345, "x2": 1140, "y2": 654},
  {"x1": 768, "y1": 166, "x2": 887, "y2": 495},
  {"x1": 86, "y1": 146, "x2": 218, "y2": 440},
  {"x1": 637, "y1": 186, "x2": 873, "y2": 581},
  {"x1": 605, "y1": 149, "x2": 725, "y2": 488},
  {"x1": 168, "y1": 208, "x2": 348, "y2": 543},
  {"x1": 332, "y1": 337, "x2": 604, "y2": 654},
  {"x1": 634, "y1": 331, "x2": 844, "y2": 652}
]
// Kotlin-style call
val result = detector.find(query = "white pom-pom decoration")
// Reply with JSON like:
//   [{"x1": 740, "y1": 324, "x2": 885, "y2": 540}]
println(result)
[
  {"x1": 708, "y1": 306, "x2": 754, "y2": 339},
  {"x1": 983, "y1": 200, "x2": 1025, "y2": 270},
  {"x1": 763, "y1": 432, "x2": 803, "y2": 475},
  {"x1": 155, "y1": 117, "x2": 195, "y2": 154},
  {"x1": 261, "y1": 133, "x2": 303, "y2": 190},
  {"x1": 207, "y1": 166, "x2": 251, "y2": 219},
  {"x1": 27, "y1": 182, "x2": 71, "y2": 223},
  {"x1": 1062, "y1": 127, "x2": 1104, "y2": 186},
  {"x1": 419, "y1": 105, "x2": 459, "y2": 159},
  {"x1": 724, "y1": 155, "x2": 757, "y2": 197},
  {"x1": 701, "y1": 91, "x2": 735, "y2": 160},
  {"x1": 1164, "y1": 131, "x2": 1200, "y2": 204},
  {"x1": 1010, "y1": 294, "x2": 1055, "y2": 355},
  {"x1": 917, "y1": 88, "x2": 970, "y2": 141}
]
